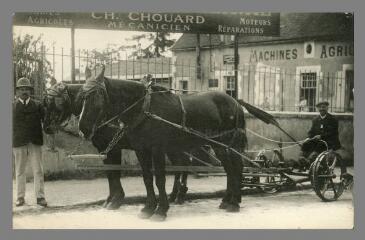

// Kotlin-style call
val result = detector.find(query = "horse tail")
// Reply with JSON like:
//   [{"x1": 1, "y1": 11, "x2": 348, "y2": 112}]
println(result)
[
  {"x1": 237, "y1": 99, "x2": 279, "y2": 126},
  {"x1": 237, "y1": 99, "x2": 301, "y2": 145}
]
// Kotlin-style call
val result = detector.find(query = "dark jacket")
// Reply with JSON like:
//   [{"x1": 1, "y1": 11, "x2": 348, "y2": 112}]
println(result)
[
  {"x1": 307, "y1": 113, "x2": 341, "y2": 150},
  {"x1": 13, "y1": 98, "x2": 44, "y2": 147}
]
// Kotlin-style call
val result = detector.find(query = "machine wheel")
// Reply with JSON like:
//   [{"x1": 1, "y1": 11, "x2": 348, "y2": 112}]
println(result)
[{"x1": 309, "y1": 151, "x2": 345, "y2": 201}]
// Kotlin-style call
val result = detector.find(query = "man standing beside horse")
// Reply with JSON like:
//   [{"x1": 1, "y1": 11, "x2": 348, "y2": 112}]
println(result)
[{"x1": 13, "y1": 77, "x2": 47, "y2": 207}]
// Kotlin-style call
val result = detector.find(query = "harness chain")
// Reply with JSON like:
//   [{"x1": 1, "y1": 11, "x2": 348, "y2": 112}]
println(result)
[{"x1": 100, "y1": 127, "x2": 126, "y2": 155}]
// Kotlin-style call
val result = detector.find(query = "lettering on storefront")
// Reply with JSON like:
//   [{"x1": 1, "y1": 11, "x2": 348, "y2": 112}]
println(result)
[
  {"x1": 25, "y1": 13, "x2": 74, "y2": 27},
  {"x1": 320, "y1": 44, "x2": 354, "y2": 58},
  {"x1": 249, "y1": 49, "x2": 298, "y2": 62},
  {"x1": 14, "y1": 12, "x2": 280, "y2": 36}
]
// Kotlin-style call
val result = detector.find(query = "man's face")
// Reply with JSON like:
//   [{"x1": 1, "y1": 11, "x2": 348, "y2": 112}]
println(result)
[
  {"x1": 16, "y1": 87, "x2": 31, "y2": 100},
  {"x1": 317, "y1": 104, "x2": 328, "y2": 116}
]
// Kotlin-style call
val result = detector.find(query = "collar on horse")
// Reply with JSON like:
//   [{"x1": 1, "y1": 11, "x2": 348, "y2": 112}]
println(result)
[{"x1": 89, "y1": 79, "x2": 151, "y2": 131}]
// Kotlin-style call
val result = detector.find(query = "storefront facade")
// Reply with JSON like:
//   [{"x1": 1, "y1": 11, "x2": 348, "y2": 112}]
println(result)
[{"x1": 171, "y1": 13, "x2": 354, "y2": 112}]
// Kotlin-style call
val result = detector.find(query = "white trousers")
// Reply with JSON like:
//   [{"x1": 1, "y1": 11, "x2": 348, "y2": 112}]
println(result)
[{"x1": 13, "y1": 143, "x2": 45, "y2": 199}]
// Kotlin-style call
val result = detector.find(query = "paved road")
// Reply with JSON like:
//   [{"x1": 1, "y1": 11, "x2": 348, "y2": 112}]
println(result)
[{"x1": 13, "y1": 188, "x2": 353, "y2": 229}]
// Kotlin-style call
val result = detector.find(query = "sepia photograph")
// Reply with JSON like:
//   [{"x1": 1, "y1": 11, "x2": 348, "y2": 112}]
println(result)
[{"x1": 11, "y1": 12, "x2": 354, "y2": 229}]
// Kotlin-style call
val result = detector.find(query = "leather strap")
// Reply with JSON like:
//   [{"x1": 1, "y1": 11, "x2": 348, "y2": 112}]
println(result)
[{"x1": 178, "y1": 95, "x2": 187, "y2": 128}]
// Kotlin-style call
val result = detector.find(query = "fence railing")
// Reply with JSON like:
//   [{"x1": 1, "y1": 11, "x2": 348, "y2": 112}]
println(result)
[{"x1": 13, "y1": 48, "x2": 354, "y2": 113}]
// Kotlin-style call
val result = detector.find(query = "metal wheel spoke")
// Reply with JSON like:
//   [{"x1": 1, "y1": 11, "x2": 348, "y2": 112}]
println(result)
[
  {"x1": 329, "y1": 179, "x2": 338, "y2": 197},
  {"x1": 320, "y1": 182, "x2": 329, "y2": 195}
]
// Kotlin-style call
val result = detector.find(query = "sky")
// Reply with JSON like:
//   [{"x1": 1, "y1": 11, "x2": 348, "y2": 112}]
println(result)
[{"x1": 13, "y1": 26, "x2": 182, "y2": 81}]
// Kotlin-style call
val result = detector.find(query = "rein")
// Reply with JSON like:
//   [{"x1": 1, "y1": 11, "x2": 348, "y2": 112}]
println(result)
[{"x1": 96, "y1": 93, "x2": 147, "y2": 130}]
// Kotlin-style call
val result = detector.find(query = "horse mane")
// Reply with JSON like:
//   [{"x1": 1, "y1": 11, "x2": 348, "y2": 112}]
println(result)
[{"x1": 103, "y1": 77, "x2": 146, "y2": 102}]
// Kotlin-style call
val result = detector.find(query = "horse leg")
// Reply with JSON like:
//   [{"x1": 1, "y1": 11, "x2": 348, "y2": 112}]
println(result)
[
  {"x1": 102, "y1": 170, "x2": 113, "y2": 208},
  {"x1": 103, "y1": 154, "x2": 115, "y2": 208},
  {"x1": 174, "y1": 152, "x2": 189, "y2": 204},
  {"x1": 106, "y1": 149, "x2": 125, "y2": 210},
  {"x1": 136, "y1": 150, "x2": 157, "y2": 219},
  {"x1": 169, "y1": 173, "x2": 181, "y2": 202},
  {"x1": 225, "y1": 148, "x2": 243, "y2": 212},
  {"x1": 176, "y1": 172, "x2": 188, "y2": 204},
  {"x1": 167, "y1": 152, "x2": 181, "y2": 202},
  {"x1": 151, "y1": 149, "x2": 169, "y2": 221},
  {"x1": 213, "y1": 147, "x2": 234, "y2": 210}
]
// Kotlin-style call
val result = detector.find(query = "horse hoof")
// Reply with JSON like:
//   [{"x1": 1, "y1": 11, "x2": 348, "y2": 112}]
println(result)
[
  {"x1": 150, "y1": 213, "x2": 167, "y2": 222},
  {"x1": 102, "y1": 200, "x2": 109, "y2": 208},
  {"x1": 218, "y1": 202, "x2": 229, "y2": 209},
  {"x1": 225, "y1": 203, "x2": 240, "y2": 213},
  {"x1": 138, "y1": 211, "x2": 154, "y2": 219},
  {"x1": 138, "y1": 208, "x2": 155, "y2": 219},
  {"x1": 106, "y1": 195, "x2": 124, "y2": 210},
  {"x1": 175, "y1": 197, "x2": 185, "y2": 205},
  {"x1": 102, "y1": 196, "x2": 112, "y2": 208},
  {"x1": 106, "y1": 201, "x2": 122, "y2": 210},
  {"x1": 169, "y1": 194, "x2": 177, "y2": 203}
]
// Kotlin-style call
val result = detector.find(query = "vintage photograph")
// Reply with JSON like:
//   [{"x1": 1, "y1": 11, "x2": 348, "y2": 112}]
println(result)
[{"x1": 12, "y1": 12, "x2": 354, "y2": 229}]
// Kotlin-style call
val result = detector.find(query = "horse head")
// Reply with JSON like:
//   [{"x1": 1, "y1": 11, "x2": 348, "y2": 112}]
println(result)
[
  {"x1": 78, "y1": 64, "x2": 148, "y2": 140},
  {"x1": 78, "y1": 64, "x2": 109, "y2": 139},
  {"x1": 43, "y1": 81, "x2": 72, "y2": 134}
]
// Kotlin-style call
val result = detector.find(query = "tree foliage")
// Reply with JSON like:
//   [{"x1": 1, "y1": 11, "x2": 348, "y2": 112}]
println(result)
[
  {"x1": 82, "y1": 32, "x2": 176, "y2": 66},
  {"x1": 13, "y1": 33, "x2": 52, "y2": 98},
  {"x1": 128, "y1": 32, "x2": 176, "y2": 58}
]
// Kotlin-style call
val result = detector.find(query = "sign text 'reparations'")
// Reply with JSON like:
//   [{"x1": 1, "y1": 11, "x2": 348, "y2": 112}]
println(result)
[{"x1": 13, "y1": 12, "x2": 280, "y2": 36}]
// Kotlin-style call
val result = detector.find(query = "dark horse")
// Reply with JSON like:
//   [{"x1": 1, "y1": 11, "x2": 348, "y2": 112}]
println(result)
[
  {"x1": 43, "y1": 82, "x2": 126, "y2": 209},
  {"x1": 78, "y1": 66, "x2": 248, "y2": 221},
  {"x1": 42, "y1": 71, "x2": 214, "y2": 209}
]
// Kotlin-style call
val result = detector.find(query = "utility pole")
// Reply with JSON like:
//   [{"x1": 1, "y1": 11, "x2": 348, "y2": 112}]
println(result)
[
  {"x1": 71, "y1": 26, "x2": 76, "y2": 83},
  {"x1": 234, "y1": 33, "x2": 239, "y2": 99},
  {"x1": 196, "y1": 34, "x2": 201, "y2": 89}
]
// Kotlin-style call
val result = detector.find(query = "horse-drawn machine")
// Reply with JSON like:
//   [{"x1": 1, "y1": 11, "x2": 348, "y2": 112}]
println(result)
[
  {"x1": 70, "y1": 133, "x2": 352, "y2": 202},
  {"x1": 43, "y1": 65, "x2": 353, "y2": 220}
]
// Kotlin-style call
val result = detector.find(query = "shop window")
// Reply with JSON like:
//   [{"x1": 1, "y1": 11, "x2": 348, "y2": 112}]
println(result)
[
  {"x1": 179, "y1": 80, "x2": 188, "y2": 94},
  {"x1": 208, "y1": 79, "x2": 219, "y2": 88},
  {"x1": 300, "y1": 72, "x2": 317, "y2": 112},
  {"x1": 225, "y1": 76, "x2": 236, "y2": 98}
]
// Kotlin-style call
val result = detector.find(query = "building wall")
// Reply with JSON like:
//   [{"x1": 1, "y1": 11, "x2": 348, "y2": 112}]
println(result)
[{"x1": 172, "y1": 39, "x2": 354, "y2": 112}]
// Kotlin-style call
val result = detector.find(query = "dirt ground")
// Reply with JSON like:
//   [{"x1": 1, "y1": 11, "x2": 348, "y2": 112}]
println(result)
[{"x1": 13, "y1": 188, "x2": 353, "y2": 229}]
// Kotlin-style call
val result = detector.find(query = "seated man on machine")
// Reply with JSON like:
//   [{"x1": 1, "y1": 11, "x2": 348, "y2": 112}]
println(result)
[{"x1": 298, "y1": 101, "x2": 353, "y2": 184}]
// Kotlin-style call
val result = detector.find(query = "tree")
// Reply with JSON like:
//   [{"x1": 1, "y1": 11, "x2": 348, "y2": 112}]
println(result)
[
  {"x1": 13, "y1": 33, "x2": 53, "y2": 99},
  {"x1": 152, "y1": 32, "x2": 176, "y2": 57},
  {"x1": 80, "y1": 43, "x2": 137, "y2": 68},
  {"x1": 127, "y1": 32, "x2": 176, "y2": 58},
  {"x1": 80, "y1": 32, "x2": 176, "y2": 71}
]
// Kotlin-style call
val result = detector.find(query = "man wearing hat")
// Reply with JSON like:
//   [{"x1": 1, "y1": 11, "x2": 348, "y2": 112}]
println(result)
[
  {"x1": 13, "y1": 77, "x2": 47, "y2": 207},
  {"x1": 299, "y1": 101, "x2": 353, "y2": 179},
  {"x1": 299, "y1": 101, "x2": 341, "y2": 164}
]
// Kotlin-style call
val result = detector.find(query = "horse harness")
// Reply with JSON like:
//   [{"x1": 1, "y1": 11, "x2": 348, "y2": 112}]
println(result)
[{"x1": 81, "y1": 81, "x2": 244, "y2": 155}]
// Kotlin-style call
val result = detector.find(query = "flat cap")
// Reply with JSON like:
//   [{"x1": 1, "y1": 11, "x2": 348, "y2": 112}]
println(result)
[{"x1": 316, "y1": 101, "x2": 329, "y2": 107}]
